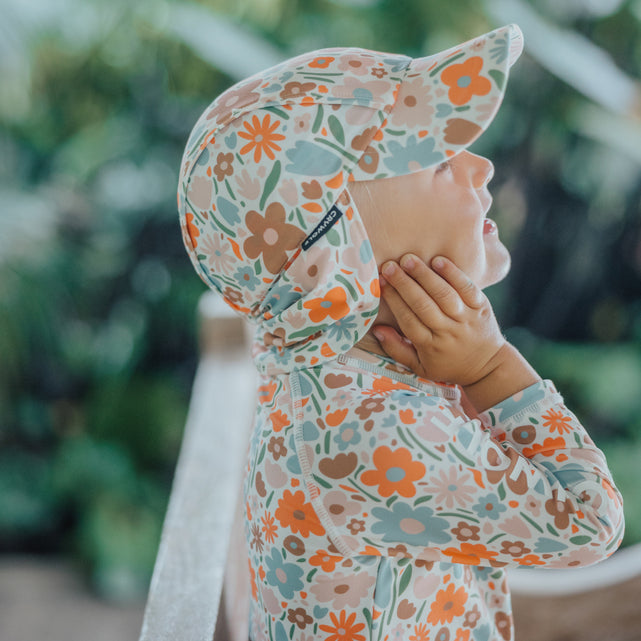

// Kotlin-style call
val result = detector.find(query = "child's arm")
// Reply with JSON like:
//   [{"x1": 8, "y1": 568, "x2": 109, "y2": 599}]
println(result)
[{"x1": 372, "y1": 254, "x2": 540, "y2": 411}]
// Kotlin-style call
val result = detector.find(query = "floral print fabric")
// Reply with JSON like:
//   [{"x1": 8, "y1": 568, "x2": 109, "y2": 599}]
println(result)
[
  {"x1": 177, "y1": 25, "x2": 523, "y2": 375},
  {"x1": 244, "y1": 348, "x2": 624, "y2": 641}
]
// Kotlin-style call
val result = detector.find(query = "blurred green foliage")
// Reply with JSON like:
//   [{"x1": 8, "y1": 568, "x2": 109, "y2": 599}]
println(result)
[{"x1": 2, "y1": 0, "x2": 641, "y2": 600}]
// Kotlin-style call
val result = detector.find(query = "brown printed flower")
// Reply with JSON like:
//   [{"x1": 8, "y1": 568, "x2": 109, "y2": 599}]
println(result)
[
  {"x1": 351, "y1": 126, "x2": 379, "y2": 151},
  {"x1": 397, "y1": 598, "x2": 417, "y2": 620},
  {"x1": 283, "y1": 534, "x2": 305, "y2": 556},
  {"x1": 464, "y1": 604, "x2": 481, "y2": 628},
  {"x1": 485, "y1": 444, "x2": 529, "y2": 495},
  {"x1": 451, "y1": 521, "x2": 480, "y2": 542},
  {"x1": 243, "y1": 202, "x2": 306, "y2": 274},
  {"x1": 206, "y1": 78, "x2": 262, "y2": 126},
  {"x1": 355, "y1": 397, "x2": 385, "y2": 419},
  {"x1": 357, "y1": 145, "x2": 379, "y2": 174},
  {"x1": 347, "y1": 518, "x2": 366, "y2": 535},
  {"x1": 511, "y1": 424, "x2": 537, "y2": 445},
  {"x1": 301, "y1": 179, "x2": 323, "y2": 199},
  {"x1": 443, "y1": 118, "x2": 482, "y2": 145},
  {"x1": 222, "y1": 286, "x2": 244, "y2": 305},
  {"x1": 280, "y1": 81, "x2": 317, "y2": 100},
  {"x1": 287, "y1": 607, "x2": 313, "y2": 630},
  {"x1": 371, "y1": 68, "x2": 388, "y2": 79},
  {"x1": 213, "y1": 152, "x2": 234, "y2": 181},
  {"x1": 388, "y1": 544, "x2": 412, "y2": 559},
  {"x1": 323, "y1": 373, "x2": 354, "y2": 388},
  {"x1": 318, "y1": 452, "x2": 358, "y2": 479},
  {"x1": 495, "y1": 611, "x2": 513, "y2": 641},
  {"x1": 255, "y1": 471, "x2": 267, "y2": 497},
  {"x1": 499, "y1": 540, "x2": 531, "y2": 558},
  {"x1": 267, "y1": 435, "x2": 287, "y2": 460},
  {"x1": 545, "y1": 489, "x2": 576, "y2": 529}
]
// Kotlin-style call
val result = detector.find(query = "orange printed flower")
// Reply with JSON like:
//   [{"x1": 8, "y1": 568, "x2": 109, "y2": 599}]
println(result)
[
  {"x1": 275, "y1": 489, "x2": 326, "y2": 538},
  {"x1": 522, "y1": 436, "x2": 566, "y2": 458},
  {"x1": 427, "y1": 583, "x2": 468, "y2": 625},
  {"x1": 516, "y1": 554, "x2": 546, "y2": 567},
  {"x1": 303, "y1": 287, "x2": 350, "y2": 323},
  {"x1": 269, "y1": 409, "x2": 289, "y2": 432},
  {"x1": 309, "y1": 549, "x2": 343, "y2": 572},
  {"x1": 184, "y1": 212, "x2": 200, "y2": 248},
  {"x1": 248, "y1": 560, "x2": 257, "y2": 600},
  {"x1": 442, "y1": 542, "x2": 499, "y2": 566},
  {"x1": 455, "y1": 629, "x2": 471, "y2": 641},
  {"x1": 409, "y1": 623, "x2": 430, "y2": 641},
  {"x1": 261, "y1": 512, "x2": 278, "y2": 543},
  {"x1": 360, "y1": 446, "x2": 426, "y2": 498},
  {"x1": 441, "y1": 56, "x2": 491, "y2": 106},
  {"x1": 309, "y1": 56, "x2": 335, "y2": 69},
  {"x1": 542, "y1": 408, "x2": 573, "y2": 434},
  {"x1": 238, "y1": 113, "x2": 286, "y2": 162},
  {"x1": 258, "y1": 380, "x2": 278, "y2": 405},
  {"x1": 318, "y1": 610, "x2": 366, "y2": 641}
]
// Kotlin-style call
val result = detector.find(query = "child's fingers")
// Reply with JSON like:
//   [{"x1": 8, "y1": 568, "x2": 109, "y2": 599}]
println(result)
[
  {"x1": 379, "y1": 275, "x2": 434, "y2": 342},
  {"x1": 372, "y1": 325, "x2": 421, "y2": 372},
  {"x1": 431, "y1": 256, "x2": 485, "y2": 309},
  {"x1": 381, "y1": 261, "x2": 446, "y2": 330},
  {"x1": 399, "y1": 254, "x2": 465, "y2": 318}
]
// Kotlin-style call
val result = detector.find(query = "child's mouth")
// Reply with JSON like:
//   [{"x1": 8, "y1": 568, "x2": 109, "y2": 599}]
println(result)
[{"x1": 483, "y1": 218, "x2": 497, "y2": 235}]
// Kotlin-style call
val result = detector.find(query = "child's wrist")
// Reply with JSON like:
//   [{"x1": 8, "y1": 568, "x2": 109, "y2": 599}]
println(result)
[{"x1": 462, "y1": 343, "x2": 541, "y2": 413}]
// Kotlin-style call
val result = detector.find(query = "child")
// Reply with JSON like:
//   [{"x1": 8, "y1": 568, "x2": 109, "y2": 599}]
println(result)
[{"x1": 178, "y1": 24, "x2": 624, "y2": 641}]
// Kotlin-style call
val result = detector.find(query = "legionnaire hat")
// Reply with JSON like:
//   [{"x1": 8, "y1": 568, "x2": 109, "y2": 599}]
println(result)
[{"x1": 178, "y1": 24, "x2": 524, "y2": 374}]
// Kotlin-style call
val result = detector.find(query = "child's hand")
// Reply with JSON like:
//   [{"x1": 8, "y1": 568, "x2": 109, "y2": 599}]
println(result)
[{"x1": 372, "y1": 254, "x2": 507, "y2": 386}]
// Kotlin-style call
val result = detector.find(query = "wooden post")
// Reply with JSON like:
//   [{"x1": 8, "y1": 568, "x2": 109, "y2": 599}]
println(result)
[{"x1": 139, "y1": 292, "x2": 254, "y2": 641}]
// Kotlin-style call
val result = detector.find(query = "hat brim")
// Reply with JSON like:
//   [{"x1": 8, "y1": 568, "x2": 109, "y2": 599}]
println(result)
[{"x1": 349, "y1": 24, "x2": 524, "y2": 181}]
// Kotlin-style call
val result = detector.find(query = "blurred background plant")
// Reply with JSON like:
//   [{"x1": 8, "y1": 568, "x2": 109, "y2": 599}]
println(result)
[{"x1": 2, "y1": 0, "x2": 641, "y2": 603}]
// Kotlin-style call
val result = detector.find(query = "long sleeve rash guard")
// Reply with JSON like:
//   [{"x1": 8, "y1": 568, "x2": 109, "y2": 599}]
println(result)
[{"x1": 243, "y1": 346, "x2": 624, "y2": 641}]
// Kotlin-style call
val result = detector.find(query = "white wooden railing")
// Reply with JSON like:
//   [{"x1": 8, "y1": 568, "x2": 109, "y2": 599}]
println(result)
[{"x1": 139, "y1": 292, "x2": 640, "y2": 641}]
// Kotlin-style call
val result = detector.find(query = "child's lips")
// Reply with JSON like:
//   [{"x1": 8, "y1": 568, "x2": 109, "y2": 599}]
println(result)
[{"x1": 483, "y1": 218, "x2": 497, "y2": 235}]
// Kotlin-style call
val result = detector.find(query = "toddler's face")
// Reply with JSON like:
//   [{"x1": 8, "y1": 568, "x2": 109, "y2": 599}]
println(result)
[{"x1": 349, "y1": 151, "x2": 510, "y2": 290}]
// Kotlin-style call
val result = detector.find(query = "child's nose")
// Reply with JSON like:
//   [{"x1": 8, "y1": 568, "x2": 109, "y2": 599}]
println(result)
[{"x1": 468, "y1": 153, "x2": 494, "y2": 189}]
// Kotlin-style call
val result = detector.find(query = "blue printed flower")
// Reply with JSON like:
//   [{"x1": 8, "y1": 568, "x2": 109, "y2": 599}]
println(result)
[
  {"x1": 371, "y1": 502, "x2": 450, "y2": 546},
  {"x1": 472, "y1": 492, "x2": 507, "y2": 520},
  {"x1": 216, "y1": 195, "x2": 240, "y2": 225},
  {"x1": 382, "y1": 135, "x2": 444, "y2": 175},
  {"x1": 285, "y1": 141, "x2": 343, "y2": 175},
  {"x1": 234, "y1": 266, "x2": 260, "y2": 291},
  {"x1": 264, "y1": 548, "x2": 304, "y2": 599},
  {"x1": 333, "y1": 421, "x2": 361, "y2": 451},
  {"x1": 390, "y1": 390, "x2": 426, "y2": 409},
  {"x1": 263, "y1": 282, "x2": 301, "y2": 316},
  {"x1": 325, "y1": 315, "x2": 358, "y2": 342}
]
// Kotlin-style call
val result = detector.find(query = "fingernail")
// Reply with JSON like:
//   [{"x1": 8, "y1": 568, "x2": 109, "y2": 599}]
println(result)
[
  {"x1": 378, "y1": 275, "x2": 387, "y2": 287},
  {"x1": 373, "y1": 329, "x2": 385, "y2": 342},
  {"x1": 382, "y1": 261, "x2": 396, "y2": 277},
  {"x1": 432, "y1": 256, "x2": 445, "y2": 269},
  {"x1": 400, "y1": 254, "x2": 415, "y2": 271}
]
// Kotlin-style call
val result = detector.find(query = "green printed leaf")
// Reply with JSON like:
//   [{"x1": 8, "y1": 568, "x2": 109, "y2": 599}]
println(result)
[
  {"x1": 256, "y1": 442, "x2": 267, "y2": 466},
  {"x1": 546, "y1": 523, "x2": 559, "y2": 537},
  {"x1": 497, "y1": 483, "x2": 506, "y2": 501},
  {"x1": 398, "y1": 564, "x2": 412, "y2": 595},
  {"x1": 569, "y1": 535, "x2": 591, "y2": 545},
  {"x1": 386, "y1": 495, "x2": 398, "y2": 508},
  {"x1": 489, "y1": 68, "x2": 506, "y2": 90},
  {"x1": 324, "y1": 431, "x2": 331, "y2": 454},
  {"x1": 266, "y1": 491, "x2": 274, "y2": 509},
  {"x1": 312, "y1": 473, "x2": 332, "y2": 489},
  {"x1": 260, "y1": 160, "x2": 281, "y2": 210},
  {"x1": 328, "y1": 115, "x2": 345, "y2": 146},
  {"x1": 312, "y1": 105, "x2": 324, "y2": 134},
  {"x1": 363, "y1": 609, "x2": 373, "y2": 632}
]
